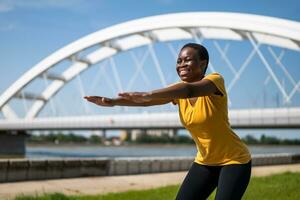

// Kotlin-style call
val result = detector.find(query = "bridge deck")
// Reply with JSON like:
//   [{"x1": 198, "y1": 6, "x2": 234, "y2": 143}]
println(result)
[{"x1": 0, "y1": 108, "x2": 299, "y2": 130}]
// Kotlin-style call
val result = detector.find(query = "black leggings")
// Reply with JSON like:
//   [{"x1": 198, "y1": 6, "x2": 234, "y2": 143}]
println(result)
[{"x1": 175, "y1": 161, "x2": 251, "y2": 200}]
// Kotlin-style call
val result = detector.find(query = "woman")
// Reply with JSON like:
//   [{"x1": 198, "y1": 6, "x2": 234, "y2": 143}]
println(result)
[{"x1": 84, "y1": 43, "x2": 252, "y2": 200}]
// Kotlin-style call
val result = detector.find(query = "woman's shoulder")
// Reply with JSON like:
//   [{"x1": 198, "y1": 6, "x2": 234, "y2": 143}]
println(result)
[
  {"x1": 204, "y1": 72, "x2": 225, "y2": 84},
  {"x1": 204, "y1": 72, "x2": 226, "y2": 96},
  {"x1": 204, "y1": 72, "x2": 224, "y2": 79}
]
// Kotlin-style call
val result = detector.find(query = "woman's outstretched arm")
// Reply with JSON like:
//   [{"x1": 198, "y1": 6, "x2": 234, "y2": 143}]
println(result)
[
  {"x1": 84, "y1": 96, "x2": 173, "y2": 107},
  {"x1": 118, "y1": 79, "x2": 219, "y2": 103}
]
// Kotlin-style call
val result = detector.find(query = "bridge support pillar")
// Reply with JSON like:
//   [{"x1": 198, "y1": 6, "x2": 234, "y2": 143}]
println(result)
[
  {"x1": 100, "y1": 129, "x2": 107, "y2": 144},
  {"x1": 126, "y1": 129, "x2": 142, "y2": 141},
  {"x1": 172, "y1": 128, "x2": 178, "y2": 137},
  {"x1": 0, "y1": 130, "x2": 28, "y2": 158}
]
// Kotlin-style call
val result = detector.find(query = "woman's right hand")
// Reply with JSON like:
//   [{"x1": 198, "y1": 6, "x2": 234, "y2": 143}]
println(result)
[{"x1": 84, "y1": 96, "x2": 114, "y2": 107}]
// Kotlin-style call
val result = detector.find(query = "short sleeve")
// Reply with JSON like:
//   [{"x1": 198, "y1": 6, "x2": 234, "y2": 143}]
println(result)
[
  {"x1": 203, "y1": 73, "x2": 226, "y2": 96},
  {"x1": 172, "y1": 99, "x2": 179, "y2": 105}
]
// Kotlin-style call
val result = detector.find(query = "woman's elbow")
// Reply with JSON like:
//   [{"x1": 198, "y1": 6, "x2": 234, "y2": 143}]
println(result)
[{"x1": 185, "y1": 84, "x2": 194, "y2": 98}]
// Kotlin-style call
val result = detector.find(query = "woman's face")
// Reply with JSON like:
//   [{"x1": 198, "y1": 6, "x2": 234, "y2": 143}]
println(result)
[{"x1": 176, "y1": 47, "x2": 205, "y2": 82}]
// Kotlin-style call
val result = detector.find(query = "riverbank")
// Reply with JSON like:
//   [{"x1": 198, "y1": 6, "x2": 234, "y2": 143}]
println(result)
[
  {"x1": 25, "y1": 143, "x2": 300, "y2": 159},
  {"x1": 26, "y1": 142, "x2": 196, "y2": 147},
  {"x1": 26, "y1": 142, "x2": 300, "y2": 147},
  {"x1": 1, "y1": 153, "x2": 299, "y2": 182},
  {"x1": 2, "y1": 163, "x2": 300, "y2": 200}
]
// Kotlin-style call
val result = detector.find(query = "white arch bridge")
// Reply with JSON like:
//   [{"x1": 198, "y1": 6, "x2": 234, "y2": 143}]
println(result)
[
  {"x1": 1, "y1": 12, "x2": 300, "y2": 156},
  {"x1": 1, "y1": 12, "x2": 300, "y2": 120}
]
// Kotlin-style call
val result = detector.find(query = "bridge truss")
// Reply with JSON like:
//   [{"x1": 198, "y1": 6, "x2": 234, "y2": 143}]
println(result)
[{"x1": 1, "y1": 12, "x2": 300, "y2": 119}]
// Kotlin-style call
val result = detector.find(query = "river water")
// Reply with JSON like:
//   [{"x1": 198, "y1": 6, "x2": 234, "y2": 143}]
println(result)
[{"x1": 26, "y1": 144, "x2": 300, "y2": 158}]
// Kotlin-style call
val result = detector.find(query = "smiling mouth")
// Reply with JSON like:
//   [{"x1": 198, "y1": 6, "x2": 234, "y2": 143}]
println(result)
[{"x1": 179, "y1": 68, "x2": 190, "y2": 76}]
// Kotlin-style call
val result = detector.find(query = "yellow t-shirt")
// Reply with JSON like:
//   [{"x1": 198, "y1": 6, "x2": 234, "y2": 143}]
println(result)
[{"x1": 173, "y1": 73, "x2": 251, "y2": 166}]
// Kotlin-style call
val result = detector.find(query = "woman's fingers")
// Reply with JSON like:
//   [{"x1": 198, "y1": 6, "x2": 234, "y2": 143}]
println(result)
[
  {"x1": 84, "y1": 96, "x2": 113, "y2": 106},
  {"x1": 102, "y1": 97, "x2": 111, "y2": 104},
  {"x1": 84, "y1": 96, "x2": 99, "y2": 103},
  {"x1": 85, "y1": 96, "x2": 98, "y2": 103},
  {"x1": 101, "y1": 97, "x2": 114, "y2": 106},
  {"x1": 84, "y1": 96, "x2": 94, "y2": 102},
  {"x1": 85, "y1": 92, "x2": 151, "y2": 105}
]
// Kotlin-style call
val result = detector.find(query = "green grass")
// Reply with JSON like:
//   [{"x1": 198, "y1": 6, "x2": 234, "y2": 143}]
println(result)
[{"x1": 15, "y1": 172, "x2": 300, "y2": 200}]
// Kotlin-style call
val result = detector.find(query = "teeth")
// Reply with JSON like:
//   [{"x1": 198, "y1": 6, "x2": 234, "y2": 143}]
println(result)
[{"x1": 179, "y1": 69, "x2": 189, "y2": 76}]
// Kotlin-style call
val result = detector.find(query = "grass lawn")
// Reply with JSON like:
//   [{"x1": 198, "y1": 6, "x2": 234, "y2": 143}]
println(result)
[{"x1": 15, "y1": 172, "x2": 300, "y2": 200}]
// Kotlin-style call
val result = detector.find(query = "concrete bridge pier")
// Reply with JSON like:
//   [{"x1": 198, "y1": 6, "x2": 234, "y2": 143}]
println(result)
[
  {"x1": 0, "y1": 130, "x2": 28, "y2": 158},
  {"x1": 100, "y1": 129, "x2": 107, "y2": 143}
]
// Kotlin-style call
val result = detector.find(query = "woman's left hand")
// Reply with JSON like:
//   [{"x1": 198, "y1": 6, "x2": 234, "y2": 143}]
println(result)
[{"x1": 118, "y1": 92, "x2": 152, "y2": 103}]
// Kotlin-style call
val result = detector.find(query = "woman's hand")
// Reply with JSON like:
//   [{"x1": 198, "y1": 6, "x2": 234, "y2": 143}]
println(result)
[
  {"x1": 84, "y1": 96, "x2": 114, "y2": 107},
  {"x1": 118, "y1": 92, "x2": 152, "y2": 103}
]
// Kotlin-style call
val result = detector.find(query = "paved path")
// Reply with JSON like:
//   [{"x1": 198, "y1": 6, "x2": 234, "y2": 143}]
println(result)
[{"x1": 1, "y1": 163, "x2": 300, "y2": 200}]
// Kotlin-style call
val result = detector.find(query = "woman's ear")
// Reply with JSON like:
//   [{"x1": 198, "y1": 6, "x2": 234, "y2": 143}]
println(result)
[
  {"x1": 199, "y1": 60, "x2": 208, "y2": 75},
  {"x1": 199, "y1": 60, "x2": 208, "y2": 70}
]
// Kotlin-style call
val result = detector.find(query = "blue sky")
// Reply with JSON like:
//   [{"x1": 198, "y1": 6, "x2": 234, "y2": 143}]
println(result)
[{"x1": 1, "y1": 0, "x2": 300, "y2": 118}]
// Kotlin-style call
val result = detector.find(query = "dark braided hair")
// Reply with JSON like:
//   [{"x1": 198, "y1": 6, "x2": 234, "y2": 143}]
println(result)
[{"x1": 181, "y1": 43, "x2": 209, "y2": 74}]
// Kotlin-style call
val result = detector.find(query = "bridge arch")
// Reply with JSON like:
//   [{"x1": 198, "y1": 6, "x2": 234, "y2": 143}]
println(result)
[{"x1": 1, "y1": 12, "x2": 300, "y2": 119}]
